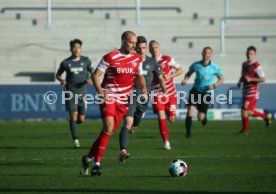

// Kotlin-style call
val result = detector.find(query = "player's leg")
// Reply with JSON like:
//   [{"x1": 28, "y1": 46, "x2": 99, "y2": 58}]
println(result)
[
  {"x1": 249, "y1": 99, "x2": 272, "y2": 127},
  {"x1": 119, "y1": 116, "x2": 133, "y2": 162},
  {"x1": 186, "y1": 89, "x2": 198, "y2": 138},
  {"x1": 65, "y1": 98, "x2": 78, "y2": 144},
  {"x1": 66, "y1": 96, "x2": 80, "y2": 147},
  {"x1": 197, "y1": 112, "x2": 205, "y2": 122},
  {"x1": 77, "y1": 115, "x2": 85, "y2": 124},
  {"x1": 81, "y1": 102, "x2": 115, "y2": 176},
  {"x1": 81, "y1": 117, "x2": 113, "y2": 176},
  {"x1": 157, "y1": 110, "x2": 171, "y2": 150},
  {"x1": 118, "y1": 101, "x2": 137, "y2": 161},
  {"x1": 186, "y1": 105, "x2": 196, "y2": 138},
  {"x1": 167, "y1": 95, "x2": 177, "y2": 123},
  {"x1": 86, "y1": 102, "x2": 127, "y2": 176},
  {"x1": 120, "y1": 116, "x2": 133, "y2": 150},
  {"x1": 64, "y1": 93, "x2": 77, "y2": 146},
  {"x1": 154, "y1": 95, "x2": 171, "y2": 149},
  {"x1": 131, "y1": 108, "x2": 145, "y2": 133},
  {"x1": 87, "y1": 116, "x2": 114, "y2": 176},
  {"x1": 72, "y1": 100, "x2": 87, "y2": 148},
  {"x1": 240, "y1": 97, "x2": 252, "y2": 134},
  {"x1": 197, "y1": 93, "x2": 211, "y2": 126},
  {"x1": 77, "y1": 98, "x2": 87, "y2": 124},
  {"x1": 69, "y1": 111, "x2": 80, "y2": 148},
  {"x1": 264, "y1": 113, "x2": 272, "y2": 127},
  {"x1": 198, "y1": 110, "x2": 207, "y2": 126}
]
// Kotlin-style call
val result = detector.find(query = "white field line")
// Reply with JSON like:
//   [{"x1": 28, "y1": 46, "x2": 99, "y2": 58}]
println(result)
[{"x1": 0, "y1": 155, "x2": 276, "y2": 161}]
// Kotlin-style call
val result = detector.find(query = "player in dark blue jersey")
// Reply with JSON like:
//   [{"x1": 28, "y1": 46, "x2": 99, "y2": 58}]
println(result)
[{"x1": 56, "y1": 39, "x2": 93, "y2": 148}]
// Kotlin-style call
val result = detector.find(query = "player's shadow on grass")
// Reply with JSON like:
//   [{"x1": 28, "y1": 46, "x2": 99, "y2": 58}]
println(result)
[
  {"x1": 0, "y1": 146, "x2": 89, "y2": 150},
  {"x1": 0, "y1": 189, "x2": 273, "y2": 194},
  {"x1": 134, "y1": 175, "x2": 170, "y2": 178},
  {"x1": 131, "y1": 135, "x2": 155, "y2": 139},
  {"x1": 0, "y1": 162, "x2": 46, "y2": 167}
]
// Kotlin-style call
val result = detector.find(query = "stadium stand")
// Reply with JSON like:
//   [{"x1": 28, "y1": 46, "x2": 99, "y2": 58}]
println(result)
[{"x1": 0, "y1": 0, "x2": 275, "y2": 83}]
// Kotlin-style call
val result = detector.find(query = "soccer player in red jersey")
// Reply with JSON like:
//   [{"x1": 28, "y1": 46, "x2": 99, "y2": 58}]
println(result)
[
  {"x1": 237, "y1": 46, "x2": 272, "y2": 134},
  {"x1": 80, "y1": 31, "x2": 147, "y2": 176},
  {"x1": 118, "y1": 36, "x2": 166, "y2": 162},
  {"x1": 149, "y1": 40, "x2": 183, "y2": 150}
]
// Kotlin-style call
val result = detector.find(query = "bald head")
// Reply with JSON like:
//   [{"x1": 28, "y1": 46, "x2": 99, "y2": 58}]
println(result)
[
  {"x1": 121, "y1": 31, "x2": 136, "y2": 42},
  {"x1": 120, "y1": 31, "x2": 137, "y2": 54}
]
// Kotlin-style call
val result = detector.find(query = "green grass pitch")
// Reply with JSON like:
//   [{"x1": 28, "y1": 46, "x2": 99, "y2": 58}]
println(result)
[{"x1": 0, "y1": 120, "x2": 275, "y2": 194}]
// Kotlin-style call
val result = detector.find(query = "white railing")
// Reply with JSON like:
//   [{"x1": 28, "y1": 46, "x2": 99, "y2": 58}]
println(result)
[{"x1": 220, "y1": 16, "x2": 276, "y2": 55}]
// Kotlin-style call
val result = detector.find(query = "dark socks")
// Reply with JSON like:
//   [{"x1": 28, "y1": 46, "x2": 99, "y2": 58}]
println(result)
[
  {"x1": 185, "y1": 116, "x2": 192, "y2": 137},
  {"x1": 69, "y1": 119, "x2": 78, "y2": 140},
  {"x1": 119, "y1": 127, "x2": 130, "y2": 150}
]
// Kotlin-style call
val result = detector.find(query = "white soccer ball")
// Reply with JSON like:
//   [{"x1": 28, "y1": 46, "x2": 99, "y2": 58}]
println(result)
[{"x1": 169, "y1": 159, "x2": 188, "y2": 177}]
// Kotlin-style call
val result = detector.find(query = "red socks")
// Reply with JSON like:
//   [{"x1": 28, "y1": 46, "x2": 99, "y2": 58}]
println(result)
[
  {"x1": 88, "y1": 135, "x2": 101, "y2": 159},
  {"x1": 252, "y1": 110, "x2": 267, "y2": 119},
  {"x1": 158, "y1": 119, "x2": 169, "y2": 142},
  {"x1": 242, "y1": 116, "x2": 249, "y2": 133},
  {"x1": 88, "y1": 131, "x2": 110, "y2": 163}
]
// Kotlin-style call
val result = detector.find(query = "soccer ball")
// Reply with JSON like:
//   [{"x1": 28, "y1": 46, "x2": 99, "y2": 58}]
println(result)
[{"x1": 169, "y1": 159, "x2": 188, "y2": 177}]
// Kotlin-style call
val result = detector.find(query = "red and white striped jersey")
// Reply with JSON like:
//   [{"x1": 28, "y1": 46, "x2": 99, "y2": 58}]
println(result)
[
  {"x1": 96, "y1": 49, "x2": 143, "y2": 104},
  {"x1": 151, "y1": 54, "x2": 180, "y2": 96},
  {"x1": 241, "y1": 60, "x2": 265, "y2": 99}
]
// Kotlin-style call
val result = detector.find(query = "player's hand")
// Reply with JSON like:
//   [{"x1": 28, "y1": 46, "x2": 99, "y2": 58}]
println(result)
[
  {"x1": 86, "y1": 79, "x2": 93, "y2": 85},
  {"x1": 162, "y1": 89, "x2": 168, "y2": 95},
  {"x1": 181, "y1": 79, "x2": 187, "y2": 85},
  {"x1": 163, "y1": 74, "x2": 170, "y2": 81},
  {"x1": 244, "y1": 76, "x2": 251, "y2": 83},
  {"x1": 60, "y1": 79, "x2": 67, "y2": 86},
  {"x1": 130, "y1": 126, "x2": 138, "y2": 134},
  {"x1": 162, "y1": 91, "x2": 169, "y2": 98},
  {"x1": 141, "y1": 93, "x2": 148, "y2": 101},
  {"x1": 208, "y1": 84, "x2": 215, "y2": 90},
  {"x1": 97, "y1": 91, "x2": 113, "y2": 104}
]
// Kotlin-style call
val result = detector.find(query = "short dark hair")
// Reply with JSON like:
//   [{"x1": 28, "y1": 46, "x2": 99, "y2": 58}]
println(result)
[
  {"x1": 70, "y1": 39, "x2": 82, "y2": 48},
  {"x1": 149, "y1": 40, "x2": 159, "y2": 48},
  {"x1": 247, "y1": 46, "x2": 257, "y2": 53},
  {"x1": 137, "y1": 36, "x2": 147, "y2": 45},
  {"x1": 121, "y1": 31, "x2": 136, "y2": 41},
  {"x1": 202, "y1": 46, "x2": 212, "y2": 53}
]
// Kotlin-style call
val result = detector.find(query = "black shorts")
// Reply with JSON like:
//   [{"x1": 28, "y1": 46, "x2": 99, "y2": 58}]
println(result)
[
  {"x1": 65, "y1": 93, "x2": 87, "y2": 115},
  {"x1": 188, "y1": 88, "x2": 212, "y2": 114}
]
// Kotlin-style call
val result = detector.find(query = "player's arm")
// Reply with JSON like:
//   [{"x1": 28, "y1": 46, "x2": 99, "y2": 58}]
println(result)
[
  {"x1": 209, "y1": 75, "x2": 224, "y2": 90},
  {"x1": 245, "y1": 66, "x2": 266, "y2": 83},
  {"x1": 136, "y1": 74, "x2": 148, "y2": 97},
  {"x1": 237, "y1": 65, "x2": 244, "y2": 88},
  {"x1": 164, "y1": 58, "x2": 183, "y2": 80},
  {"x1": 153, "y1": 61, "x2": 166, "y2": 93},
  {"x1": 181, "y1": 70, "x2": 193, "y2": 85},
  {"x1": 237, "y1": 76, "x2": 243, "y2": 88},
  {"x1": 158, "y1": 75, "x2": 166, "y2": 93},
  {"x1": 56, "y1": 62, "x2": 67, "y2": 86},
  {"x1": 165, "y1": 66, "x2": 183, "y2": 80},
  {"x1": 136, "y1": 61, "x2": 148, "y2": 97},
  {"x1": 86, "y1": 58, "x2": 94, "y2": 85},
  {"x1": 93, "y1": 55, "x2": 110, "y2": 97},
  {"x1": 245, "y1": 76, "x2": 265, "y2": 83},
  {"x1": 208, "y1": 65, "x2": 224, "y2": 90},
  {"x1": 92, "y1": 69, "x2": 104, "y2": 96}
]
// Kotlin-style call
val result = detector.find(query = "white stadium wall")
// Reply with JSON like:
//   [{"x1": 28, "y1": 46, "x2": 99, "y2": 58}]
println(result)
[{"x1": 0, "y1": 0, "x2": 276, "y2": 83}]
